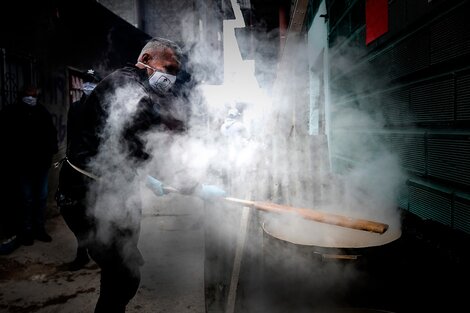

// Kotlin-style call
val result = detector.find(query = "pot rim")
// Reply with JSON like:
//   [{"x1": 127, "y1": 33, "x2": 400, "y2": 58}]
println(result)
[{"x1": 261, "y1": 220, "x2": 402, "y2": 249}]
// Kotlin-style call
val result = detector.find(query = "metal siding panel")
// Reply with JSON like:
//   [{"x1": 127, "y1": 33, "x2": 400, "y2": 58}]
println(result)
[
  {"x1": 330, "y1": 155, "x2": 354, "y2": 174},
  {"x1": 331, "y1": 130, "x2": 426, "y2": 174},
  {"x1": 350, "y1": 0, "x2": 364, "y2": 33},
  {"x1": 337, "y1": 11, "x2": 350, "y2": 38},
  {"x1": 388, "y1": 0, "x2": 406, "y2": 38},
  {"x1": 410, "y1": 78, "x2": 454, "y2": 122},
  {"x1": 378, "y1": 133, "x2": 426, "y2": 174},
  {"x1": 430, "y1": 7, "x2": 469, "y2": 64},
  {"x1": 456, "y1": 73, "x2": 470, "y2": 121},
  {"x1": 398, "y1": 196, "x2": 408, "y2": 210},
  {"x1": 330, "y1": 129, "x2": 359, "y2": 160},
  {"x1": 398, "y1": 183, "x2": 409, "y2": 210},
  {"x1": 352, "y1": 27, "x2": 367, "y2": 57},
  {"x1": 406, "y1": 0, "x2": 430, "y2": 24},
  {"x1": 335, "y1": 130, "x2": 393, "y2": 162},
  {"x1": 382, "y1": 88, "x2": 411, "y2": 126},
  {"x1": 464, "y1": 3, "x2": 470, "y2": 56},
  {"x1": 428, "y1": 139, "x2": 470, "y2": 187},
  {"x1": 333, "y1": 28, "x2": 368, "y2": 67},
  {"x1": 331, "y1": 69, "x2": 365, "y2": 99},
  {"x1": 390, "y1": 134, "x2": 426, "y2": 174},
  {"x1": 369, "y1": 48, "x2": 394, "y2": 81},
  {"x1": 409, "y1": 185, "x2": 452, "y2": 226},
  {"x1": 328, "y1": 0, "x2": 348, "y2": 31},
  {"x1": 454, "y1": 201, "x2": 470, "y2": 235},
  {"x1": 390, "y1": 33, "x2": 429, "y2": 79}
]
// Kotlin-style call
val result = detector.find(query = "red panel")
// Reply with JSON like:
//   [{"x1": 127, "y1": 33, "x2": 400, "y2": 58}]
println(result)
[{"x1": 366, "y1": 0, "x2": 389, "y2": 45}]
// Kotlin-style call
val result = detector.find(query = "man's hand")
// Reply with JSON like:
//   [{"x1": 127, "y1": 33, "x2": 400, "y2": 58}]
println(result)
[
  {"x1": 147, "y1": 176, "x2": 226, "y2": 200},
  {"x1": 196, "y1": 184, "x2": 227, "y2": 200},
  {"x1": 146, "y1": 175, "x2": 165, "y2": 196}
]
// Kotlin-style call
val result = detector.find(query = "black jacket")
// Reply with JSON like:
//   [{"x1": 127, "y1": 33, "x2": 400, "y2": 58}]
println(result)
[
  {"x1": 0, "y1": 100, "x2": 58, "y2": 172},
  {"x1": 67, "y1": 65, "x2": 186, "y2": 171}
]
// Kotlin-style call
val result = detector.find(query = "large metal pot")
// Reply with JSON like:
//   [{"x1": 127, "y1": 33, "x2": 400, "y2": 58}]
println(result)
[
  {"x1": 260, "y1": 216, "x2": 402, "y2": 311},
  {"x1": 262, "y1": 215, "x2": 401, "y2": 261}
]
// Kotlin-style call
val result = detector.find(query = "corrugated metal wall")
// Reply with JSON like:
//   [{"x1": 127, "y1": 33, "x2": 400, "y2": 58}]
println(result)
[{"x1": 326, "y1": 0, "x2": 470, "y2": 234}]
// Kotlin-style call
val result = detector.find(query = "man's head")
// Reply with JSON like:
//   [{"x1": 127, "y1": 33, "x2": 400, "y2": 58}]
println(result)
[
  {"x1": 22, "y1": 85, "x2": 39, "y2": 98},
  {"x1": 136, "y1": 38, "x2": 183, "y2": 94},
  {"x1": 82, "y1": 69, "x2": 101, "y2": 96},
  {"x1": 227, "y1": 108, "x2": 241, "y2": 119},
  {"x1": 20, "y1": 85, "x2": 39, "y2": 106},
  {"x1": 83, "y1": 68, "x2": 102, "y2": 84},
  {"x1": 136, "y1": 37, "x2": 182, "y2": 76}
]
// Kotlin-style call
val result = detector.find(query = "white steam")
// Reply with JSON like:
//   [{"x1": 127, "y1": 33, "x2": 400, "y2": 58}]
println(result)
[
  {"x1": 87, "y1": 84, "x2": 148, "y2": 243},
  {"x1": 85, "y1": 0, "x2": 406, "y2": 310}
]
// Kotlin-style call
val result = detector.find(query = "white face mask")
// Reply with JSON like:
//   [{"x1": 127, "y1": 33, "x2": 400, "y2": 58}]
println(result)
[
  {"x1": 82, "y1": 82, "x2": 97, "y2": 96},
  {"x1": 138, "y1": 62, "x2": 176, "y2": 94},
  {"x1": 22, "y1": 96, "x2": 37, "y2": 106}
]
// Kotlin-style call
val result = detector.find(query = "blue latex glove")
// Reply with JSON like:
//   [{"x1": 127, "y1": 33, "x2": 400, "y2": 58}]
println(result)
[
  {"x1": 197, "y1": 184, "x2": 227, "y2": 200},
  {"x1": 146, "y1": 175, "x2": 165, "y2": 197}
]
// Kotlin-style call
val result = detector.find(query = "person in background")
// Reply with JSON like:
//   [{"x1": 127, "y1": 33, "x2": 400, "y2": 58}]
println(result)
[
  {"x1": 0, "y1": 85, "x2": 58, "y2": 247},
  {"x1": 59, "y1": 37, "x2": 225, "y2": 313},
  {"x1": 218, "y1": 104, "x2": 252, "y2": 196},
  {"x1": 66, "y1": 69, "x2": 102, "y2": 149},
  {"x1": 220, "y1": 106, "x2": 248, "y2": 139},
  {"x1": 56, "y1": 68, "x2": 101, "y2": 271},
  {"x1": 0, "y1": 106, "x2": 21, "y2": 255}
]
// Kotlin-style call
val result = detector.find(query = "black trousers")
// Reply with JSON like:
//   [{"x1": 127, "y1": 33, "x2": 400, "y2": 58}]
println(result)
[
  {"x1": 88, "y1": 226, "x2": 144, "y2": 313},
  {"x1": 57, "y1": 161, "x2": 144, "y2": 312},
  {"x1": 56, "y1": 161, "x2": 92, "y2": 253},
  {"x1": 59, "y1": 199, "x2": 92, "y2": 253},
  {"x1": 94, "y1": 261, "x2": 141, "y2": 313}
]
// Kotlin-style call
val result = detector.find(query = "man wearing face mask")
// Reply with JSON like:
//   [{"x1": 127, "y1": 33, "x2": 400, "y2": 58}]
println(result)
[
  {"x1": 56, "y1": 68, "x2": 101, "y2": 271},
  {"x1": 0, "y1": 85, "x2": 58, "y2": 247},
  {"x1": 60, "y1": 37, "x2": 225, "y2": 313},
  {"x1": 66, "y1": 69, "x2": 101, "y2": 148}
]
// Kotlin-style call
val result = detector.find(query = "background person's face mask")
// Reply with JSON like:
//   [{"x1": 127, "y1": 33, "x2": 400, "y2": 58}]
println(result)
[
  {"x1": 22, "y1": 96, "x2": 37, "y2": 106},
  {"x1": 82, "y1": 82, "x2": 97, "y2": 96},
  {"x1": 138, "y1": 62, "x2": 176, "y2": 94}
]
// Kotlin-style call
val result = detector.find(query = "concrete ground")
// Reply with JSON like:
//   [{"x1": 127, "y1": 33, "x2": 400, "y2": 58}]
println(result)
[
  {"x1": 2, "y1": 191, "x2": 470, "y2": 313},
  {"x1": 0, "y1": 193, "x2": 207, "y2": 313}
]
